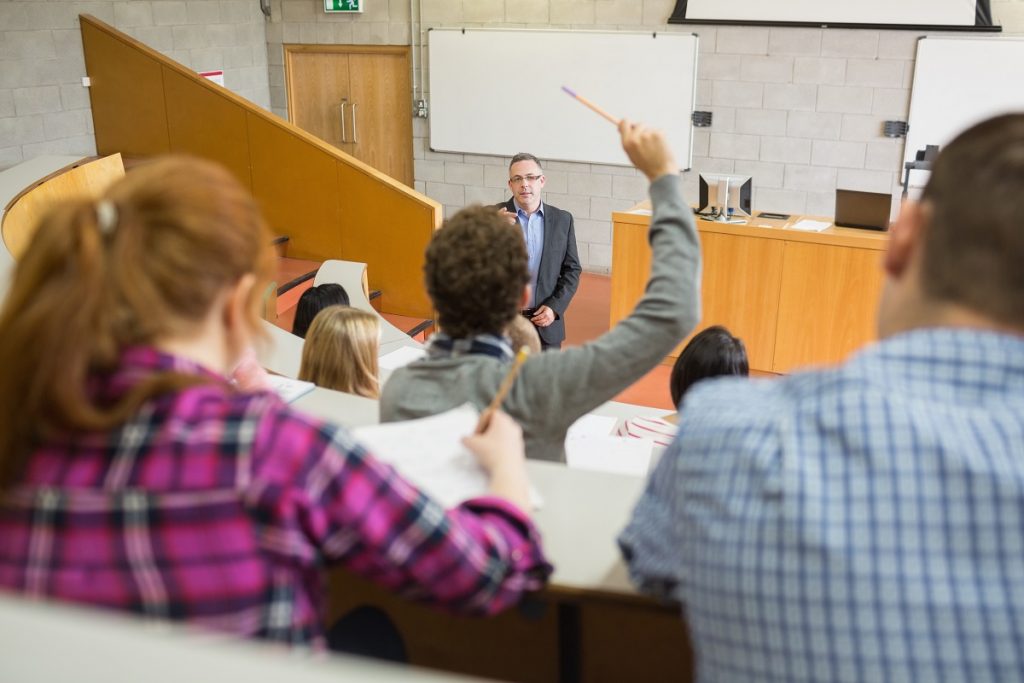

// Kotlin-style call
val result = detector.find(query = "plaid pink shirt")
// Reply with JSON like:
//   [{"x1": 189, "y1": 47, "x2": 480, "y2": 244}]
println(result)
[{"x1": 0, "y1": 347, "x2": 551, "y2": 645}]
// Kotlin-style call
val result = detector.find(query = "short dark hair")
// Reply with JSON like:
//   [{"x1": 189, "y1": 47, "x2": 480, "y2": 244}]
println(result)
[
  {"x1": 292, "y1": 283, "x2": 349, "y2": 338},
  {"x1": 424, "y1": 205, "x2": 530, "y2": 339},
  {"x1": 509, "y1": 153, "x2": 542, "y2": 171},
  {"x1": 670, "y1": 325, "x2": 749, "y2": 406},
  {"x1": 919, "y1": 114, "x2": 1024, "y2": 326}
]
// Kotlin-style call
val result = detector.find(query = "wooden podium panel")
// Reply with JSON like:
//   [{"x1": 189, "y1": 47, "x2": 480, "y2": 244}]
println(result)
[
  {"x1": 773, "y1": 241, "x2": 885, "y2": 373},
  {"x1": 610, "y1": 206, "x2": 887, "y2": 374},
  {"x1": 692, "y1": 231, "x2": 785, "y2": 373}
]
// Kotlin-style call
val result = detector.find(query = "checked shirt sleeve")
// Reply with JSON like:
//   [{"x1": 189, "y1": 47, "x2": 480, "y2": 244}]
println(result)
[{"x1": 251, "y1": 411, "x2": 551, "y2": 616}]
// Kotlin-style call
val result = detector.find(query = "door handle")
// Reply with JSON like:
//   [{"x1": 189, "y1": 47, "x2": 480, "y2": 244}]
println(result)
[
  {"x1": 351, "y1": 102, "x2": 359, "y2": 144},
  {"x1": 339, "y1": 99, "x2": 348, "y2": 143}
]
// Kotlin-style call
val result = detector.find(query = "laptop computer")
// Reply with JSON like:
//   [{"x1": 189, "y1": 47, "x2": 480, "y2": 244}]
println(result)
[{"x1": 834, "y1": 189, "x2": 892, "y2": 231}]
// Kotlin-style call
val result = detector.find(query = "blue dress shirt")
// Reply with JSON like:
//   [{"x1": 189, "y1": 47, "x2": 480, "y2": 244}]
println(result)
[
  {"x1": 620, "y1": 327, "x2": 1024, "y2": 683},
  {"x1": 515, "y1": 202, "x2": 544, "y2": 308}
]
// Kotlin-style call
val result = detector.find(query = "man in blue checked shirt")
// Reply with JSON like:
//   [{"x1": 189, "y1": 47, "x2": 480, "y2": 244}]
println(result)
[{"x1": 620, "y1": 114, "x2": 1024, "y2": 683}]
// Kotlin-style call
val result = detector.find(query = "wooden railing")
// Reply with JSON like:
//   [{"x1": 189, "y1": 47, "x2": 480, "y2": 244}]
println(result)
[{"x1": 79, "y1": 15, "x2": 441, "y2": 318}]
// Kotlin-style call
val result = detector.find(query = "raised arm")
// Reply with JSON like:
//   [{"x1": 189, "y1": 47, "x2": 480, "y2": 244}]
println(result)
[{"x1": 511, "y1": 120, "x2": 702, "y2": 436}]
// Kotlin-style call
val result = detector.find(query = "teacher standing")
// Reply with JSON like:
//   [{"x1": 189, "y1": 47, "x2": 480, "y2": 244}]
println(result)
[{"x1": 497, "y1": 153, "x2": 582, "y2": 350}]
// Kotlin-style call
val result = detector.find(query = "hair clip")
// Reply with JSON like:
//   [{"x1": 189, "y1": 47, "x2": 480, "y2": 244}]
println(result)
[{"x1": 95, "y1": 200, "x2": 118, "y2": 236}]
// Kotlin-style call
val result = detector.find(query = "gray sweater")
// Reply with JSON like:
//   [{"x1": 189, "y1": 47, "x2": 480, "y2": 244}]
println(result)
[{"x1": 380, "y1": 174, "x2": 701, "y2": 463}]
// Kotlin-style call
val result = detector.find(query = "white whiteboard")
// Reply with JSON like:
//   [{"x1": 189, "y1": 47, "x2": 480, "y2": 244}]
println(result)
[
  {"x1": 903, "y1": 37, "x2": 1024, "y2": 184},
  {"x1": 679, "y1": 0, "x2": 985, "y2": 27},
  {"x1": 428, "y1": 29, "x2": 698, "y2": 167}
]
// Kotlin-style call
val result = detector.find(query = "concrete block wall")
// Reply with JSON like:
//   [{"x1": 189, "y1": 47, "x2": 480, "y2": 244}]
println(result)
[
  {"x1": 3, "y1": 0, "x2": 1023, "y2": 271},
  {"x1": 268, "y1": 0, "x2": 1024, "y2": 273},
  {"x1": 0, "y1": 0, "x2": 272, "y2": 170}
]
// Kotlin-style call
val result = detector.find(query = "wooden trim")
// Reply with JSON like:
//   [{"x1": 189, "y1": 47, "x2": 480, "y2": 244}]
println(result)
[{"x1": 284, "y1": 44, "x2": 411, "y2": 56}]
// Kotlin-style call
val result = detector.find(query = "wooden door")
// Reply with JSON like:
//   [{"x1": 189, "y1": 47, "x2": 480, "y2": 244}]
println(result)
[
  {"x1": 285, "y1": 45, "x2": 413, "y2": 186},
  {"x1": 285, "y1": 49, "x2": 353, "y2": 153}
]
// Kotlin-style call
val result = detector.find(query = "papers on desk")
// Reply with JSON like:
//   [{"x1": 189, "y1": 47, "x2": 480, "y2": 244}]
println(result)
[
  {"x1": 567, "y1": 414, "x2": 617, "y2": 439},
  {"x1": 627, "y1": 208, "x2": 652, "y2": 216},
  {"x1": 565, "y1": 413, "x2": 652, "y2": 477},
  {"x1": 265, "y1": 375, "x2": 316, "y2": 403},
  {"x1": 566, "y1": 435, "x2": 653, "y2": 477},
  {"x1": 354, "y1": 404, "x2": 543, "y2": 510},
  {"x1": 789, "y1": 219, "x2": 831, "y2": 233},
  {"x1": 378, "y1": 345, "x2": 426, "y2": 370}
]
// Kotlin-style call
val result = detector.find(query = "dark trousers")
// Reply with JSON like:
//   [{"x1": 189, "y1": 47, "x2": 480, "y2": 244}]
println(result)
[{"x1": 326, "y1": 605, "x2": 408, "y2": 663}]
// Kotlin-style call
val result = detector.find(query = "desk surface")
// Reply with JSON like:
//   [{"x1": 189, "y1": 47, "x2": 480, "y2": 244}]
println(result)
[
  {"x1": 0, "y1": 594, "x2": 490, "y2": 683},
  {"x1": 614, "y1": 203, "x2": 889, "y2": 251}
]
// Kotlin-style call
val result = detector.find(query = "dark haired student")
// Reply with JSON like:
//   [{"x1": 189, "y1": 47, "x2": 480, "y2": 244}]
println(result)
[
  {"x1": 0, "y1": 156, "x2": 550, "y2": 647},
  {"x1": 382, "y1": 120, "x2": 701, "y2": 463}
]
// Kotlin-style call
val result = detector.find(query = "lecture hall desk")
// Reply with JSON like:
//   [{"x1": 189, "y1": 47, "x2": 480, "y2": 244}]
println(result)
[{"x1": 611, "y1": 203, "x2": 890, "y2": 374}]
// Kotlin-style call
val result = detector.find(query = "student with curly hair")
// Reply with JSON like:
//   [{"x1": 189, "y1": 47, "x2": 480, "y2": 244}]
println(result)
[{"x1": 381, "y1": 120, "x2": 701, "y2": 463}]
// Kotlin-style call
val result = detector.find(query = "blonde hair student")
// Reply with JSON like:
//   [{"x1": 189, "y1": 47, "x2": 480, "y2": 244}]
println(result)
[
  {"x1": 299, "y1": 305, "x2": 380, "y2": 398},
  {"x1": 0, "y1": 155, "x2": 549, "y2": 648}
]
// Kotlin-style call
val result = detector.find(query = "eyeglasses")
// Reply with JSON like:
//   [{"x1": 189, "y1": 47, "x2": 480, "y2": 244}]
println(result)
[{"x1": 509, "y1": 174, "x2": 543, "y2": 185}]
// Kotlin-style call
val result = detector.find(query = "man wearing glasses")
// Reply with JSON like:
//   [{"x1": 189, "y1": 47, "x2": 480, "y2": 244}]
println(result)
[{"x1": 497, "y1": 153, "x2": 581, "y2": 350}]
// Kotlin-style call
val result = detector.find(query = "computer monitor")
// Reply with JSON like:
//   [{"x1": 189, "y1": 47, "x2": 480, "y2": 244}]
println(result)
[{"x1": 698, "y1": 173, "x2": 752, "y2": 223}]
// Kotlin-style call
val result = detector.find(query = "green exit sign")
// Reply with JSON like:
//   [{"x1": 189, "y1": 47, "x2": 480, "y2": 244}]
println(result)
[{"x1": 325, "y1": 0, "x2": 363, "y2": 11}]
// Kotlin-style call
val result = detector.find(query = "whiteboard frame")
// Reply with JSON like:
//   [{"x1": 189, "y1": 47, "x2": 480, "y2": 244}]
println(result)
[
  {"x1": 903, "y1": 36, "x2": 1024, "y2": 187},
  {"x1": 423, "y1": 29, "x2": 696, "y2": 167},
  {"x1": 669, "y1": 0, "x2": 1000, "y2": 31}
]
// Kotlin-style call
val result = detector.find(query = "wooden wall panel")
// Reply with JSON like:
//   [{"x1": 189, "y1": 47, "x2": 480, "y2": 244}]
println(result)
[
  {"x1": 579, "y1": 600, "x2": 693, "y2": 682},
  {"x1": 247, "y1": 113, "x2": 343, "y2": 260},
  {"x1": 337, "y1": 162, "x2": 437, "y2": 317},
  {"x1": 773, "y1": 242, "x2": 885, "y2": 373},
  {"x1": 685, "y1": 232, "x2": 785, "y2": 373},
  {"x1": 81, "y1": 21, "x2": 170, "y2": 157},
  {"x1": 162, "y1": 68, "x2": 252, "y2": 191},
  {"x1": 81, "y1": 15, "x2": 440, "y2": 319},
  {"x1": 326, "y1": 567, "x2": 560, "y2": 682},
  {"x1": 609, "y1": 219, "x2": 652, "y2": 329}
]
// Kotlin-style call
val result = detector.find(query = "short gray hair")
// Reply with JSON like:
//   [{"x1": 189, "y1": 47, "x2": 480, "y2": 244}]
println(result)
[{"x1": 509, "y1": 153, "x2": 542, "y2": 171}]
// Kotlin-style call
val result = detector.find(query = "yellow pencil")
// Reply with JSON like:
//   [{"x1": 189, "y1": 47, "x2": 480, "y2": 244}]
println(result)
[
  {"x1": 562, "y1": 86, "x2": 621, "y2": 126},
  {"x1": 475, "y1": 346, "x2": 530, "y2": 433}
]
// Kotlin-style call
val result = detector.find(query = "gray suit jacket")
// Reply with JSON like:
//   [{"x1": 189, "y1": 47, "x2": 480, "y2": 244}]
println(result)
[{"x1": 500, "y1": 199, "x2": 582, "y2": 347}]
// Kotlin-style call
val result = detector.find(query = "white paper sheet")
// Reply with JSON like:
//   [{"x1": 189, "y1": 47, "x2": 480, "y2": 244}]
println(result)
[
  {"x1": 354, "y1": 404, "x2": 542, "y2": 509},
  {"x1": 378, "y1": 345, "x2": 427, "y2": 370},
  {"x1": 789, "y1": 219, "x2": 831, "y2": 233},
  {"x1": 265, "y1": 375, "x2": 316, "y2": 403},
  {"x1": 566, "y1": 435, "x2": 653, "y2": 477},
  {"x1": 567, "y1": 414, "x2": 618, "y2": 439}
]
